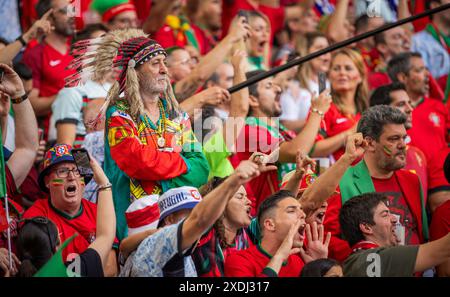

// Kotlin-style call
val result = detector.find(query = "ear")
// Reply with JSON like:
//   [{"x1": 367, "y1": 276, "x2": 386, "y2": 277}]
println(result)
[
  {"x1": 206, "y1": 80, "x2": 215, "y2": 89},
  {"x1": 248, "y1": 95, "x2": 259, "y2": 109},
  {"x1": 44, "y1": 175, "x2": 51, "y2": 189},
  {"x1": 263, "y1": 218, "x2": 276, "y2": 232},
  {"x1": 164, "y1": 214, "x2": 175, "y2": 226},
  {"x1": 396, "y1": 72, "x2": 407, "y2": 84},
  {"x1": 359, "y1": 222, "x2": 373, "y2": 236},
  {"x1": 376, "y1": 43, "x2": 388, "y2": 57}
]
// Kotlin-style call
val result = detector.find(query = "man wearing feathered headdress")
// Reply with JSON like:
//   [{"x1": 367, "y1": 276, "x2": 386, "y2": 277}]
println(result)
[{"x1": 66, "y1": 29, "x2": 210, "y2": 241}]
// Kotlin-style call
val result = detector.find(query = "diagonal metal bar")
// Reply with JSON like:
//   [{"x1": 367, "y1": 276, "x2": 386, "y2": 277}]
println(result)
[{"x1": 228, "y1": 3, "x2": 450, "y2": 94}]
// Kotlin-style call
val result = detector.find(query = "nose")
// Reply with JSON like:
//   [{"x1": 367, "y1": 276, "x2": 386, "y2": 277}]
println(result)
[
  {"x1": 390, "y1": 214, "x2": 397, "y2": 224},
  {"x1": 160, "y1": 62, "x2": 168, "y2": 74},
  {"x1": 274, "y1": 84, "x2": 282, "y2": 94},
  {"x1": 405, "y1": 101, "x2": 413, "y2": 113},
  {"x1": 299, "y1": 209, "x2": 306, "y2": 220}
]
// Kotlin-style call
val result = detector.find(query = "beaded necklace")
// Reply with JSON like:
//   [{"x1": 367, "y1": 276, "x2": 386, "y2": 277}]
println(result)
[{"x1": 142, "y1": 100, "x2": 167, "y2": 148}]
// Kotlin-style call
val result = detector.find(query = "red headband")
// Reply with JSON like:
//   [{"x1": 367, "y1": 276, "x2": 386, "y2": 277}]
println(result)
[{"x1": 102, "y1": 3, "x2": 136, "y2": 23}]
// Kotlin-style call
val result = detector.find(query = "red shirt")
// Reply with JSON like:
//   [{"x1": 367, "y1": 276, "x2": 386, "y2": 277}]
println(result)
[
  {"x1": 427, "y1": 147, "x2": 450, "y2": 193},
  {"x1": 368, "y1": 71, "x2": 391, "y2": 90},
  {"x1": 405, "y1": 144, "x2": 428, "y2": 203},
  {"x1": 154, "y1": 23, "x2": 211, "y2": 55},
  {"x1": 408, "y1": 97, "x2": 450, "y2": 161},
  {"x1": 22, "y1": 41, "x2": 75, "y2": 139},
  {"x1": 224, "y1": 244, "x2": 304, "y2": 277},
  {"x1": 22, "y1": 41, "x2": 74, "y2": 98},
  {"x1": 430, "y1": 199, "x2": 450, "y2": 241},
  {"x1": 230, "y1": 118, "x2": 295, "y2": 216},
  {"x1": 314, "y1": 103, "x2": 361, "y2": 162},
  {"x1": 372, "y1": 175, "x2": 421, "y2": 245},
  {"x1": 221, "y1": 0, "x2": 285, "y2": 44},
  {"x1": 0, "y1": 166, "x2": 24, "y2": 253},
  {"x1": 23, "y1": 199, "x2": 97, "y2": 261}
]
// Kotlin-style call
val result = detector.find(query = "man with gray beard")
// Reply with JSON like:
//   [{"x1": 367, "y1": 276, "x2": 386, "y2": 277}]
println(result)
[
  {"x1": 324, "y1": 105, "x2": 428, "y2": 263},
  {"x1": 68, "y1": 29, "x2": 210, "y2": 241},
  {"x1": 22, "y1": 0, "x2": 77, "y2": 140}
]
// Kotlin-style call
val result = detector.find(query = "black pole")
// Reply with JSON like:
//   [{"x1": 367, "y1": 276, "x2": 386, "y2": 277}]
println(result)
[{"x1": 228, "y1": 3, "x2": 450, "y2": 94}]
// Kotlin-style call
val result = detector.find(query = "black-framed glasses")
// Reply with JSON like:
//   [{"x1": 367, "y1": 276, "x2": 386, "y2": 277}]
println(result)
[{"x1": 55, "y1": 168, "x2": 81, "y2": 178}]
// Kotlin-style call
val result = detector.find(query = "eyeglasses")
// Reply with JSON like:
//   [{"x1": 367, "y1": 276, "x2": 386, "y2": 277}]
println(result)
[{"x1": 55, "y1": 168, "x2": 81, "y2": 178}]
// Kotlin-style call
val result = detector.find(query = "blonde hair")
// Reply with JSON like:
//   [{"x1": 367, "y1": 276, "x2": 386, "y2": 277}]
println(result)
[
  {"x1": 330, "y1": 48, "x2": 369, "y2": 115},
  {"x1": 296, "y1": 31, "x2": 328, "y2": 92}
]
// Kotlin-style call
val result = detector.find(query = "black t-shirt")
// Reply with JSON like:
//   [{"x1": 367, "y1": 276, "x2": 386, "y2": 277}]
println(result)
[{"x1": 66, "y1": 248, "x2": 104, "y2": 277}]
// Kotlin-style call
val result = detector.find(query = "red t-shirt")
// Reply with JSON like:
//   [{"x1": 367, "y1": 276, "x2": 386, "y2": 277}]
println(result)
[
  {"x1": 430, "y1": 199, "x2": 450, "y2": 241},
  {"x1": 427, "y1": 147, "x2": 450, "y2": 193},
  {"x1": 408, "y1": 97, "x2": 450, "y2": 162},
  {"x1": 368, "y1": 71, "x2": 391, "y2": 90},
  {"x1": 405, "y1": 144, "x2": 428, "y2": 203},
  {"x1": 153, "y1": 23, "x2": 211, "y2": 55},
  {"x1": 22, "y1": 41, "x2": 75, "y2": 139},
  {"x1": 224, "y1": 244, "x2": 304, "y2": 277},
  {"x1": 221, "y1": 0, "x2": 285, "y2": 44},
  {"x1": 23, "y1": 199, "x2": 97, "y2": 261},
  {"x1": 314, "y1": 103, "x2": 361, "y2": 162},
  {"x1": 0, "y1": 166, "x2": 24, "y2": 253},
  {"x1": 372, "y1": 175, "x2": 421, "y2": 245},
  {"x1": 230, "y1": 118, "x2": 294, "y2": 216}
]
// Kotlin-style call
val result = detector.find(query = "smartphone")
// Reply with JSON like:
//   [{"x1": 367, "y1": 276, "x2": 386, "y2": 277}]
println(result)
[
  {"x1": 38, "y1": 128, "x2": 44, "y2": 142},
  {"x1": 238, "y1": 10, "x2": 249, "y2": 24},
  {"x1": 318, "y1": 72, "x2": 327, "y2": 94},
  {"x1": 71, "y1": 148, "x2": 94, "y2": 178}
]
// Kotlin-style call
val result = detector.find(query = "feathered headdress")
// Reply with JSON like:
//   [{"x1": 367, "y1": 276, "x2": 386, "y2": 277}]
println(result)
[{"x1": 66, "y1": 29, "x2": 178, "y2": 126}]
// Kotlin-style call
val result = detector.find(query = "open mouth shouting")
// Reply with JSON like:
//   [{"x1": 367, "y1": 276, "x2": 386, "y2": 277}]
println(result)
[{"x1": 65, "y1": 183, "x2": 78, "y2": 197}]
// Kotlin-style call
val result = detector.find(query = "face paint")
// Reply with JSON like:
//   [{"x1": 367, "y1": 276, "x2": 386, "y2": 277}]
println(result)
[
  {"x1": 383, "y1": 145, "x2": 393, "y2": 157},
  {"x1": 51, "y1": 178, "x2": 65, "y2": 186}
]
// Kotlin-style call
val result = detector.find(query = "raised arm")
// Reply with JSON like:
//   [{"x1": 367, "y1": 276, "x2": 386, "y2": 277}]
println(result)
[
  {"x1": 174, "y1": 17, "x2": 250, "y2": 100},
  {"x1": 415, "y1": 233, "x2": 450, "y2": 273},
  {"x1": 311, "y1": 124, "x2": 357, "y2": 158},
  {"x1": 181, "y1": 160, "x2": 277, "y2": 251},
  {"x1": 278, "y1": 90, "x2": 331, "y2": 163},
  {"x1": 0, "y1": 64, "x2": 38, "y2": 188},
  {"x1": 86, "y1": 157, "x2": 116, "y2": 273},
  {"x1": 179, "y1": 86, "x2": 230, "y2": 118},
  {"x1": 301, "y1": 133, "x2": 367, "y2": 214},
  {"x1": 325, "y1": 0, "x2": 351, "y2": 43},
  {"x1": 0, "y1": 10, "x2": 53, "y2": 64},
  {"x1": 142, "y1": 0, "x2": 177, "y2": 35},
  {"x1": 224, "y1": 50, "x2": 249, "y2": 151}
]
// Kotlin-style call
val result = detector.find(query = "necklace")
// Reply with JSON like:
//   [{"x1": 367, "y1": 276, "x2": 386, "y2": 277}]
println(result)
[{"x1": 142, "y1": 101, "x2": 166, "y2": 148}]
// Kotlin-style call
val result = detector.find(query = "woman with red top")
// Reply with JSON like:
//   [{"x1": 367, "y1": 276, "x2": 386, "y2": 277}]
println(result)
[{"x1": 312, "y1": 48, "x2": 369, "y2": 163}]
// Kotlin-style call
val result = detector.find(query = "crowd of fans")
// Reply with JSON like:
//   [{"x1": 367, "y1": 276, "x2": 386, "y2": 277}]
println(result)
[{"x1": 0, "y1": 0, "x2": 449, "y2": 277}]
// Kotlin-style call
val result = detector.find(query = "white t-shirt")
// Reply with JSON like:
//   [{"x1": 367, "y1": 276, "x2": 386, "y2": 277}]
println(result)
[
  {"x1": 280, "y1": 79, "x2": 329, "y2": 122},
  {"x1": 49, "y1": 80, "x2": 112, "y2": 141}
]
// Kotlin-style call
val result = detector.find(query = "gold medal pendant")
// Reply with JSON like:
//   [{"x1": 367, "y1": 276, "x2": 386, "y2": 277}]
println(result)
[{"x1": 157, "y1": 136, "x2": 166, "y2": 148}]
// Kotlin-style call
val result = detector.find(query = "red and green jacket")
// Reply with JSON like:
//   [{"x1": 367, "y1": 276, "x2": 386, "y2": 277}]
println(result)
[
  {"x1": 104, "y1": 99, "x2": 209, "y2": 240},
  {"x1": 324, "y1": 160, "x2": 429, "y2": 262}
]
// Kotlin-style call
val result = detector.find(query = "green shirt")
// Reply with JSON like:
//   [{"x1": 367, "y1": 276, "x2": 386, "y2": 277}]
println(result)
[
  {"x1": 203, "y1": 131, "x2": 234, "y2": 179},
  {"x1": 343, "y1": 245, "x2": 419, "y2": 277}
]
